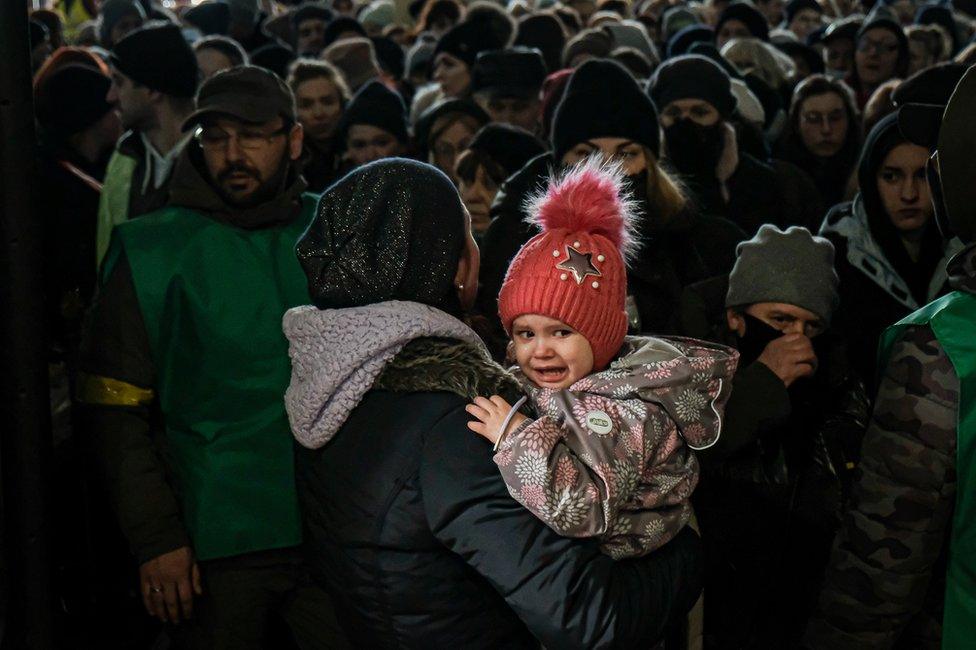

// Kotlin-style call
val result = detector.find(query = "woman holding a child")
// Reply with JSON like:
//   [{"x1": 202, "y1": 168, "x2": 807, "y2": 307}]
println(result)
[{"x1": 282, "y1": 153, "x2": 716, "y2": 647}]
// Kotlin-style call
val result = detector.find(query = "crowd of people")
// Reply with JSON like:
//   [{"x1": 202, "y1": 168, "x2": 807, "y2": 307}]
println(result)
[{"x1": 25, "y1": 0, "x2": 976, "y2": 647}]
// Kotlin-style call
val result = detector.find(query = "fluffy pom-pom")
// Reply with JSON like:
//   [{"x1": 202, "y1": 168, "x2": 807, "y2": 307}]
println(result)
[{"x1": 524, "y1": 156, "x2": 640, "y2": 260}]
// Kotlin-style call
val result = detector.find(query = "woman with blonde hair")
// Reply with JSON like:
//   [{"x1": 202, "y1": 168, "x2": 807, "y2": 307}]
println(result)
[{"x1": 478, "y1": 58, "x2": 745, "y2": 341}]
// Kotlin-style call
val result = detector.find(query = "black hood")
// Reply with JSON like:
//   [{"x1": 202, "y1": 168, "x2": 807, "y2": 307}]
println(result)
[{"x1": 857, "y1": 113, "x2": 944, "y2": 306}]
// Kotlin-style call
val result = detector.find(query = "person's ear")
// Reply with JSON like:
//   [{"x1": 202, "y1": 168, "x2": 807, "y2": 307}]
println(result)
[
  {"x1": 289, "y1": 122, "x2": 304, "y2": 160},
  {"x1": 454, "y1": 209, "x2": 480, "y2": 311},
  {"x1": 453, "y1": 232, "x2": 480, "y2": 311},
  {"x1": 726, "y1": 308, "x2": 746, "y2": 337}
]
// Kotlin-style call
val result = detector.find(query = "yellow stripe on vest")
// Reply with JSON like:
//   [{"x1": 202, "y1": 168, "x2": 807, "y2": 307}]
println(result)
[{"x1": 76, "y1": 374, "x2": 154, "y2": 407}]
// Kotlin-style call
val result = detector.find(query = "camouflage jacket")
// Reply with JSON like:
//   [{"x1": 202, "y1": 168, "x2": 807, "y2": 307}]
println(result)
[{"x1": 805, "y1": 243, "x2": 976, "y2": 649}]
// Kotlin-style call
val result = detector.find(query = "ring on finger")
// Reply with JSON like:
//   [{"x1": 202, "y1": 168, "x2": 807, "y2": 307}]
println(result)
[{"x1": 151, "y1": 585, "x2": 163, "y2": 594}]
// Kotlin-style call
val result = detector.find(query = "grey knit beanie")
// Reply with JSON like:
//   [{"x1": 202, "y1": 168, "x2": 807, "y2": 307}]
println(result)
[{"x1": 726, "y1": 225, "x2": 840, "y2": 324}]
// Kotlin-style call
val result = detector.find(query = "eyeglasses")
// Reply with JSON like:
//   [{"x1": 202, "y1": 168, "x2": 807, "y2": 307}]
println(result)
[
  {"x1": 801, "y1": 110, "x2": 846, "y2": 127},
  {"x1": 195, "y1": 125, "x2": 289, "y2": 151},
  {"x1": 857, "y1": 37, "x2": 899, "y2": 54}
]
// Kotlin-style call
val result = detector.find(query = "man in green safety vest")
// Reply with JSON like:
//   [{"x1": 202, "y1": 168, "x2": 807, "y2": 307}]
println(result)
[
  {"x1": 77, "y1": 65, "x2": 348, "y2": 649},
  {"x1": 806, "y1": 67, "x2": 976, "y2": 649}
]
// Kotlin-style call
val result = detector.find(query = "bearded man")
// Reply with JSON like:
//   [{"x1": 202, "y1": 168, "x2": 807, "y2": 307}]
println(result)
[{"x1": 77, "y1": 66, "x2": 349, "y2": 649}]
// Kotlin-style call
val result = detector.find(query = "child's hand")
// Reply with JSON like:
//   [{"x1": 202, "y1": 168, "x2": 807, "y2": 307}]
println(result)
[{"x1": 466, "y1": 395, "x2": 528, "y2": 445}]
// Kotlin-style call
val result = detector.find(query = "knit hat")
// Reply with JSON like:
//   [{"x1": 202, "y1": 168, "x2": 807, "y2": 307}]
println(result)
[
  {"x1": 250, "y1": 42, "x2": 296, "y2": 79},
  {"x1": 405, "y1": 36, "x2": 436, "y2": 78},
  {"x1": 296, "y1": 158, "x2": 467, "y2": 311},
  {"x1": 369, "y1": 36, "x2": 403, "y2": 78},
  {"x1": 611, "y1": 47, "x2": 654, "y2": 79},
  {"x1": 323, "y1": 16, "x2": 367, "y2": 48},
  {"x1": 726, "y1": 225, "x2": 840, "y2": 324},
  {"x1": 783, "y1": 0, "x2": 822, "y2": 26},
  {"x1": 665, "y1": 24, "x2": 713, "y2": 58},
  {"x1": 464, "y1": 2, "x2": 518, "y2": 48},
  {"x1": 35, "y1": 64, "x2": 114, "y2": 139},
  {"x1": 336, "y1": 80, "x2": 409, "y2": 146},
  {"x1": 603, "y1": 20, "x2": 659, "y2": 61},
  {"x1": 467, "y1": 123, "x2": 546, "y2": 176},
  {"x1": 323, "y1": 37, "x2": 382, "y2": 90},
  {"x1": 183, "y1": 1, "x2": 231, "y2": 35},
  {"x1": 471, "y1": 47, "x2": 548, "y2": 99},
  {"x1": 661, "y1": 6, "x2": 698, "y2": 42},
  {"x1": 515, "y1": 13, "x2": 566, "y2": 73},
  {"x1": 561, "y1": 27, "x2": 612, "y2": 66},
  {"x1": 552, "y1": 59, "x2": 660, "y2": 161},
  {"x1": 226, "y1": 0, "x2": 260, "y2": 26},
  {"x1": 498, "y1": 159, "x2": 637, "y2": 369},
  {"x1": 434, "y1": 20, "x2": 508, "y2": 68},
  {"x1": 650, "y1": 54, "x2": 737, "y2": 118},
  {"x1": 716, "y1": 3, "x2": 769, "y2": 41},
  {"x1": 110, "y1": 23, "x2": 198, "y2": 98},
  {"x1": 97, "y1": 0, "x2": 145, "y2": 46}
]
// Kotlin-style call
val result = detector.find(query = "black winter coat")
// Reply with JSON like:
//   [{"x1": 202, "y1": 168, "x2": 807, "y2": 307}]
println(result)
[
  {"x1": 296, "y1": 337, "x2": 703, "y2": 648},
  {"x1": 678, "y1": 275, "x2": 869, "y2": 649},
  {"x1": 476, "y1": 154, "x2": 745, "y2": 349},
  {"x1": 678, "y1": 151, "x2": 782, "y2": 237}
]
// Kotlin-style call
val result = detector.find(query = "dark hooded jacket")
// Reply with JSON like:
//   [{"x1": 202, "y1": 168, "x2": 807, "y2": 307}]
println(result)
[
  {"x1": 476, "y1": 153, "x2": 746, "y2": 354},
  {"x1": 678, "y1": 273, "x2": 869, "y2": 649},
  {"x1": 820, "y1": 114, "x2": 962, "y2": 390}
]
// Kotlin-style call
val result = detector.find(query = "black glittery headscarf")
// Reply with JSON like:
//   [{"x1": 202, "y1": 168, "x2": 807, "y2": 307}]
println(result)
[{"x1": 296, "y1": 158, "x2": 468, "y2": 314}]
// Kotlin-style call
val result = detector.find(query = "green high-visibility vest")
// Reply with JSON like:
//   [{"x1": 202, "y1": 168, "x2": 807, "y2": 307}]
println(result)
[
  {"x1": 880, "y1": 290, "x2": 976, "y2": 649},
  {"x1": 103, "y1": 196, "x2": 316, "y2": 560}
]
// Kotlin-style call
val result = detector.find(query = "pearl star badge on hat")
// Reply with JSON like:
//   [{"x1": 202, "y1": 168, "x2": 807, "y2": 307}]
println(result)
[{"x1": 557, "y1": 245, "x2": 602, "y2": 285}]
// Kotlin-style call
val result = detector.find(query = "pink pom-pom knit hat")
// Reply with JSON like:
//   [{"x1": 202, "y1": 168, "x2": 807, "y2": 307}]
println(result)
[{"x1": 497, "y1": 157, "x2": 639, "y2": 370}]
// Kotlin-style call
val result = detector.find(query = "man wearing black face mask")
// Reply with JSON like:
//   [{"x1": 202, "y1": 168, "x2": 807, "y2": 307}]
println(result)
[
  {"x1": 678, "y1": 225, "x2": 869, "y2": 648},
  {"x1": 76, "y1": 66, "x2": 350, "y2": 648},
  {"x1": 650, "y1": 55, "x2": 785, "y2": 237}
]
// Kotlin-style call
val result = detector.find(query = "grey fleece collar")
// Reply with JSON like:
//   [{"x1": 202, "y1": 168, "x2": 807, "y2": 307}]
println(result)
[{"x1": 283, "y1": 300, "x2": 486, "y2": 449}]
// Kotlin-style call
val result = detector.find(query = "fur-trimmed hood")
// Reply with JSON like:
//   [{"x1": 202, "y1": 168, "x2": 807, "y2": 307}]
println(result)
[{"x1": 284, "y1": 300, "x2": 517, "y2": 449}]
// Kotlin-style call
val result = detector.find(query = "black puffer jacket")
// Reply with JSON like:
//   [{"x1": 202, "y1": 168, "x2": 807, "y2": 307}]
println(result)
[{"x1": 294, "y1": 336, "x2": 704, "y2": 648}]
